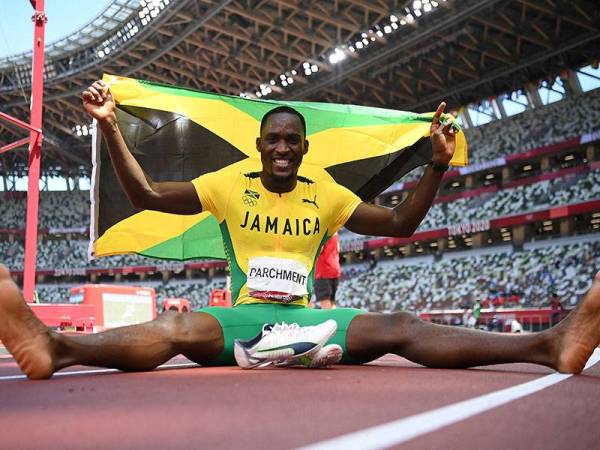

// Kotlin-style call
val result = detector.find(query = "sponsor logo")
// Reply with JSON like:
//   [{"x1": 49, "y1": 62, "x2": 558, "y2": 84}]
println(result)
[
  {"x1": 242, "y1": 189, "x2": 260, "y2": 207},
  {"x1": 257, "y1": 342, "x2": 316, "y2": 356},
  {"x1": 302, "y1": 195, "x2": 319, "y2": 209}
]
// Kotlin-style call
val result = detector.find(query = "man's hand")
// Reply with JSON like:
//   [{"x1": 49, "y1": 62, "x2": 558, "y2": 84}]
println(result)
[
  {"x1": 82, "y1": 80, "x2": 116, "y2": 123},
  {"x1": 430, "y1": 102, "x2": 456, "y2": 165}
]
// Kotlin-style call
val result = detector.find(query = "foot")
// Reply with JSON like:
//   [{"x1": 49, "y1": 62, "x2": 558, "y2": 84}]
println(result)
[
  {"x1": 553, "y1": 270, "x2": 600, "y2": 374},
  {"x1": 276, "y1": 343, "x2": 343, "y2": 368},
  {"x1": 0, "y1": 265, "x2": 55, "y2": 379}
]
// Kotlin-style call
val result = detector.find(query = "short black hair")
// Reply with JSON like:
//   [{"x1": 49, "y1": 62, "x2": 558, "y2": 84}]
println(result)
[{"x1": 260, "y1": 106, "x2": 306, "y2": 136}]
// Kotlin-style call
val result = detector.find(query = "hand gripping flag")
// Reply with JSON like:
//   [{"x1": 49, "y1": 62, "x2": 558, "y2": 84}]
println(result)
[{"x1": 90, "y1": 74, "x2": 468, "y2": 261}]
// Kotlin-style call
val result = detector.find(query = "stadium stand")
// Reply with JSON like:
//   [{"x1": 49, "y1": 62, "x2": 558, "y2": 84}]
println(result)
[
  {"x1": 418, "y1": 168, "x2": 600, "y2": 230},
  {"x1": 0, "y1": 190, "x2": 89, "y2": 229},
  {"x1": 465, "y1": 89, "x2": 600, "y2": 164},
  {"x1": 401, "y1": 88, "x2": 600, "y2": 182},
  {"x1": 336, "y1": 235, "x2": 600, "y2": 312}
]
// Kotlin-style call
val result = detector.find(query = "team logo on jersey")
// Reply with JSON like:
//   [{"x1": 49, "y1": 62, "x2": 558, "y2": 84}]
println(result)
[
  {"x1": 302, "y1": 195, "x2": 319, "y2": 209},
  {"x1": 242, "y1": 189, "x2": 260, "y2": 207}
]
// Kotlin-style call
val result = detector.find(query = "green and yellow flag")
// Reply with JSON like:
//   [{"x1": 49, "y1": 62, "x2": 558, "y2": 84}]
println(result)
[{"x1": 91, "y1": 74, "x2": 467, "y2": 261}]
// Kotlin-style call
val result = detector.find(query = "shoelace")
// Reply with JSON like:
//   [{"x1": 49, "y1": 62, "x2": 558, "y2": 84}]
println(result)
[{"x1": 262, "y1": 322, "x2": 302, "y2": 339}]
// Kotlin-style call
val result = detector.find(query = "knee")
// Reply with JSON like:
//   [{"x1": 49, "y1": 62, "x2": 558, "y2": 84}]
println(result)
[
  {"x1": 157, "y1": 311, "x2": 221, "y2": 346},
  {"x1": 388, "y1": 311, "x2": 421, "y2": 329}
]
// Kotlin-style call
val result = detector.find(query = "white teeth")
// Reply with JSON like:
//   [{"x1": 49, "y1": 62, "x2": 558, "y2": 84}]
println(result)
[{"x1": 274, "y1": 159, "x2": 290, "y2": 166}]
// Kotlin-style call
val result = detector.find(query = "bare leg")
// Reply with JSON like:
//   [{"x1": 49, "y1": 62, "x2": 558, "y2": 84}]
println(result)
[
  {"x1": 319, "y1": 299, "x2": 335, "y2": 309},
  {"x1": 0, "y1": 265, "x2": 223, "y2": 379},
  {"x1": 346, "y1": 271, "x2": 600, "y2": 374}
]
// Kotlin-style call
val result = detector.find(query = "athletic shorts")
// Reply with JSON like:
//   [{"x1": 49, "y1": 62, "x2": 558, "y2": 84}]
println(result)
[
  {"x1": 195, "y1": 303, "x2": 363, "y2": 366},
  {"x1": 313, "y1": 278, "x2": 339, "y2": 303}
]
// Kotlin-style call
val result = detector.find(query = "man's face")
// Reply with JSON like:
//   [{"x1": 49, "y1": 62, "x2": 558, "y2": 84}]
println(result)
[{"x1": 256, "y1": 113, "x2": 308, "y2": 184}]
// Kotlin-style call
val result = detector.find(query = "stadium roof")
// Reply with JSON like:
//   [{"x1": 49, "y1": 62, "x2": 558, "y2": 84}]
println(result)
[{"x1": 1, "y1": 0, "x2": 599, "y2": 177}]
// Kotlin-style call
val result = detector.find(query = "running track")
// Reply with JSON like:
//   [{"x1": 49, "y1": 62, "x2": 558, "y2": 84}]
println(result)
[{"x1": 1, "y1": 351, "x2": 599, "y2": 449}]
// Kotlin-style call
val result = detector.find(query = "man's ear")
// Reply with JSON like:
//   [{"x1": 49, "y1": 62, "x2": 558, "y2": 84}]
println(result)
[
  {"x1": 256, "y1": 137, "x2": 261, "y2": 153},
  {"x1": 303, "y1": 139, "x2": 309, "y2": 155}
]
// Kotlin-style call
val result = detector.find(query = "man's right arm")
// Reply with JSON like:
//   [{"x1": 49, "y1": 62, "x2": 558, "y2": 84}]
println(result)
[{"x1": 83, "y1": 80, "x2": 202, "y2": 215}]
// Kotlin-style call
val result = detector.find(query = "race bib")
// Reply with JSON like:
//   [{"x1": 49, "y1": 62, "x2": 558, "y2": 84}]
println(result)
[{"x1": 247, "y1": 256, "x2": 309, "y2": 302}]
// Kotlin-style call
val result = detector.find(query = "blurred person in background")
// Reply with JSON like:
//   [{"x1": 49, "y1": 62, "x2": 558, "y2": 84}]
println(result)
[{"x1": 313, "y1": 233, "x2": 341, "y2": 309}]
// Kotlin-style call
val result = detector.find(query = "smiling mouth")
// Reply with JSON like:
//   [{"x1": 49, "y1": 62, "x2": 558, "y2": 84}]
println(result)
[{"x1": 273, "y1": 158, "x2": 291, "y2": 169}]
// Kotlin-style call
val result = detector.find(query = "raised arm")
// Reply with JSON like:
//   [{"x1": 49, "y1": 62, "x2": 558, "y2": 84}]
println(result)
[
  {"x1": 345, "y1": 102, "x2": 456, "y2": 237},
  {"x1": 82, "y1": 80, "x2": 202, "y2": 215}
]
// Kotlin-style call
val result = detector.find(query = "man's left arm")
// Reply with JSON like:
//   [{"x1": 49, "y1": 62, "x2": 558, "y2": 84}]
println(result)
[{"x1": 345, "y1": 102, "x2": 457, "y2": 237}]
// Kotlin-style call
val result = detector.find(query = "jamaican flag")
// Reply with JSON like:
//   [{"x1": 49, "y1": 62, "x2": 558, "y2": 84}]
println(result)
[{"x1": 90, "y1": 74, "x2": 467, "y2": 261}]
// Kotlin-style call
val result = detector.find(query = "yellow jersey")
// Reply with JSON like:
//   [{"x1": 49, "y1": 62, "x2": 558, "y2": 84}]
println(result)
[{"x1": 192, "y1": 160, "x2": 361, "y2": 306}]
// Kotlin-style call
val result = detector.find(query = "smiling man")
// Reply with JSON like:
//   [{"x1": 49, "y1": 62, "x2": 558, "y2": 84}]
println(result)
[{"x1": 1, "y1": 80, "x2": 600, "y2": 378}]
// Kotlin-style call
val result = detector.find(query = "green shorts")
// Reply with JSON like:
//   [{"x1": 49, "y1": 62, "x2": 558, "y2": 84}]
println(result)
[{"x1": 195, "y1": 304, "x2": 364, "y2": 366}]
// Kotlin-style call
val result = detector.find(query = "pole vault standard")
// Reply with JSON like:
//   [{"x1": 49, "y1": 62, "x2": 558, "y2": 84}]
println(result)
[{"x1": 0, "y1": 0, "x2": 46, "y2": 302}]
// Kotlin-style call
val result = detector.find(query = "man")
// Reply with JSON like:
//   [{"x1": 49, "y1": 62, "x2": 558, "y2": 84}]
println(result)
[
  {"x1": 1, "y1": 79, "x2": 599, "y2": 379},
  {"x1": 550, "y1": 292, "x2": 563, "y2": 326},
  {"x1": 473, "y1": 298, "x2": 482, "y2": 327},
  {"x1": 312, "y1": 233, "x2": 341, "y2": 309}
]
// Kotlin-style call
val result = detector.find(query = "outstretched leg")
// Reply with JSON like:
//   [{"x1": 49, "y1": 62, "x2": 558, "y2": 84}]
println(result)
[
  {"x1": 346, "y1": 271, "x2": 600, "y2": 374},
  {"x1": 0, "y1": 265, "x2": 223, "y2": 379}
]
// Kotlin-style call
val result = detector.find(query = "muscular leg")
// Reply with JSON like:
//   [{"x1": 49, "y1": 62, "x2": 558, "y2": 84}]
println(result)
[
  {"x1": 346, "y1": 271, "x2": 600, "y2": 374},
  {"x1": 0, "y1": 265, "x2": 223, "y2": 379}
]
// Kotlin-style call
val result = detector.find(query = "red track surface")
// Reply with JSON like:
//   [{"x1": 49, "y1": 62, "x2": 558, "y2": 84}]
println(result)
[{"x1": 1, "y1": 354, "x2": 599, "y2": 450}]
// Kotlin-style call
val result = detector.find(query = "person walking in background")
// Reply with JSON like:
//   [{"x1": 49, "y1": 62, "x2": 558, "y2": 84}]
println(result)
[
  {"x1": 313, "y1": 233, "x2": 341, "y2": 309},
  {"x1": 473, "y1": 299, "x2": 482, "y2": 328}
]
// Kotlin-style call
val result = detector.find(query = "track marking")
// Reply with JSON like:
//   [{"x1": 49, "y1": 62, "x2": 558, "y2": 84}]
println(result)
[
  {"x1": 298, "y1": 348, "x2": 600, "y2": 450},
  {"x1": 0, "y1": 362, "x2": 198, "y2": 381}
]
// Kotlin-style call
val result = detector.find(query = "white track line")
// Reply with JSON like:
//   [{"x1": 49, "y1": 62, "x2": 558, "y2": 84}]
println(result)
[
  {"x1": 0, "y1": 362, "x2": 198, "y2": 381},
  {"x1": 298, "y1": 348, "x2": 600, "y2": 450}
]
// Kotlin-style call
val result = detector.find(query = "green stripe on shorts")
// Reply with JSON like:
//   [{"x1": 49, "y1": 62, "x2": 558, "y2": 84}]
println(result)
[{"x1": 195, "y1": 304, "x2": 363, "y2": 366}]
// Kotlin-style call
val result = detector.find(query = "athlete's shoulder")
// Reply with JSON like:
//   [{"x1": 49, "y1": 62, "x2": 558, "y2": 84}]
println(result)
[{"x1": 297, "y1": 163, "x2": 334, "y2": 185}]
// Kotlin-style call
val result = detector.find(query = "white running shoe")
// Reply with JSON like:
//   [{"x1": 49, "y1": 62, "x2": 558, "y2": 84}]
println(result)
[
  {"x1": 276, "y1": 343, "x2": 343, "y2": 368},
  {"x1": 234, "y1": 320, "x2": 338, "y2": 369}
]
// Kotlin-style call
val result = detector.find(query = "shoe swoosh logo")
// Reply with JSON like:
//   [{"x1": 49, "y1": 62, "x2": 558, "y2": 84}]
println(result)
[{"x1": 257, "y1": 342, "x2": 316, "y2": 356}]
